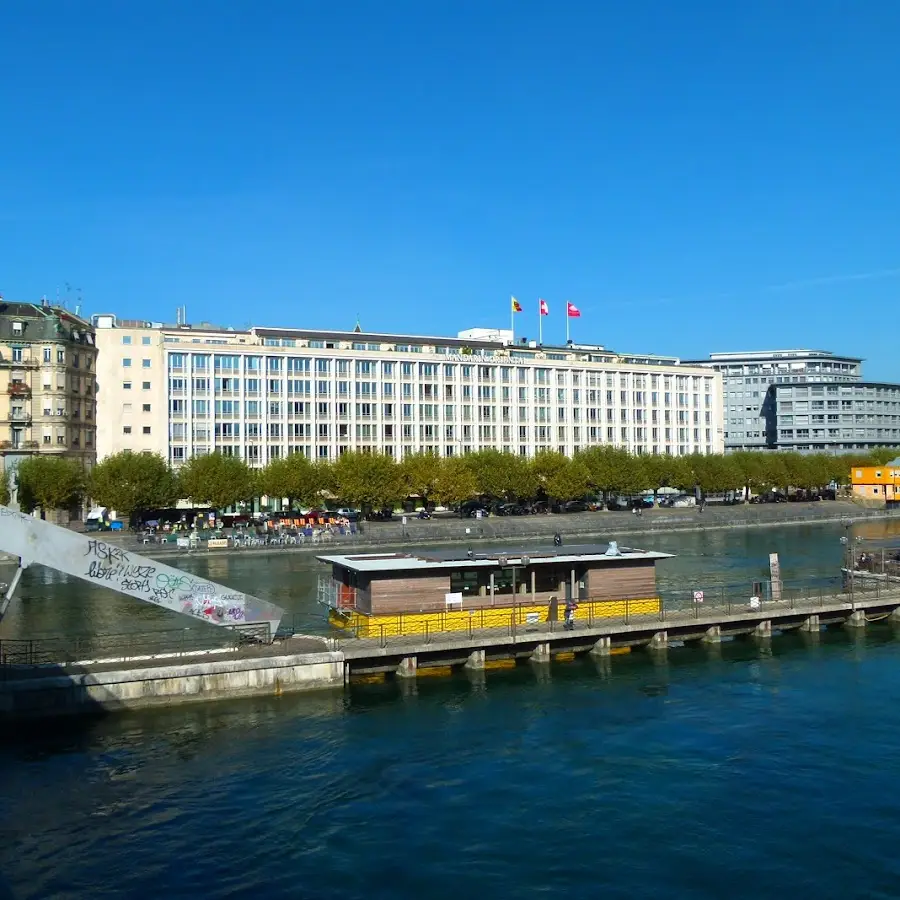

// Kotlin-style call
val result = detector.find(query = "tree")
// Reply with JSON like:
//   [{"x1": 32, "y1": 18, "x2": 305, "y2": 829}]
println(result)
[
  {"x1": 258, "y1": 453, "x2": 328, "y2": 508},
  {"x1": 433, "y1": 456, "x2": 479, "y2": 507},
  {"x1": 89, "y1": 451, "x2": 179, "y2": 515},
  {"x1": 691, "y1": 454, "x2": 742, "y2": 495},
  {"x1": 467, "y1": 449, "x2": 535, "y2": 501},
  {"x1": 579, "y1": 447, "x2": 644, "y2": 498},
  {"x1": 545, "y1": 456, "x2": 592, "y2": 502},
  {"x1": 400, "y1": 452, "x2": 443, "y2": 506},
  {"x1": 332, "y1": 451, "x2": 403, "y2": 511},
  {"x1": 178, "y1": 452, "x2": 257, "y2": 510},
  {"x1": 16, "y1": 456, "x2": 87, "y2": 514},
  {"x1": 0, "y1": 470, "x2": 9, "y2": 506}
]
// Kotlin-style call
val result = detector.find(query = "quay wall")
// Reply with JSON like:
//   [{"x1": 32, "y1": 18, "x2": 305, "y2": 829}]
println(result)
[
  {"x1": 5, "y1": 588, "x2": 900, "y2": 722},
  {"x1": 2, "y1": 503, "x2": 891, "y2": 567},
  {"x1": 0, "y1": 649, "x2": 344, "y2": 720}
]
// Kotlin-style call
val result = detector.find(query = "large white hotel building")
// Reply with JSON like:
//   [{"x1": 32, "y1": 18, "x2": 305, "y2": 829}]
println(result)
[{"x1": 93, "y1": 315, "x2": 724, "y2": 466}]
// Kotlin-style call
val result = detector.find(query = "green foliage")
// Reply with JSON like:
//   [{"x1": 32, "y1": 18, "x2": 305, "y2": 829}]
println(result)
[
  {"x1": 89, "y1": 451, "x2": 179, "y2": 514},
  {"x1": 0, "y1": 470, "x2": 9, "y2": 506},
  {"x1": 177, "y1": 452, "x2": 257, "y2": 510},
  {"x1": 332, "y1": 451, "x2": 403, "y2": 510},
  {"x1": 400, "y1": 452, "x2": 442, "y2": 504},
  {"x1": 433, "y1": 456, "x2": 479, "y2": 507},
  {"x1": 258, "y1": 453, "x2": 328, "y2": 508},
  {"x1": 578, "y1": 447, "x2": 645, "y2": 496},
  {"x1": 544, "y1": 456, "x2": 592, "y2": 501},
  {"x1": 466, "y1": 449, "x2": 535, "y2": 500},
  {"x1": 16, "y1": 456, "x2": 87, "y2": 513}
]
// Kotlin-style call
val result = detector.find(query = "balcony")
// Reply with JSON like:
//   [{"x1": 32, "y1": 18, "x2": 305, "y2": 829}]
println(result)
[
  {"x1": 7, "y1": 383, "x2": 32, "y2": 398},
  {"x1": 3, "y1": 354, "x2": 42, "y2": 368},
  {"x1": 5, "y1": 411, "x2": 32, "y2": 424}
]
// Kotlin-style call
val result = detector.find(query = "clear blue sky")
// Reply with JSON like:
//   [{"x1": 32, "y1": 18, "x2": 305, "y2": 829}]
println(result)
[{"x1": 2, "y1": 1, "x2": 900, "y2": 377}]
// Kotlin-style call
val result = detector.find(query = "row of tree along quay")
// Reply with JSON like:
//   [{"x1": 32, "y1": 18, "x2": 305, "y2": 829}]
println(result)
[{"x1": 3, "y1": 446, "x2": 899, "y2": 523}]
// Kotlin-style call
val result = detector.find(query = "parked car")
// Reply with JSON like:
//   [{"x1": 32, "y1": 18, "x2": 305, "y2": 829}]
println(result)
[
  {"x1": 365, "y1": 508, "x2": 394, "y2": 521},
  {"x1": 459, "y1": 500, "x2": 491, "y2": 518},
  {"x1": 495, "y1": 502, "x2": 529, "y2": 516},
  {"x1": 553, "y1": 500, "x2": 589, "y2": 514}
]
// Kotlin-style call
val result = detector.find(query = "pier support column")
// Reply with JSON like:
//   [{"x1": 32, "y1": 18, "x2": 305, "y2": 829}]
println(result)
[
  {"x1": 395, "y1": 656, "x2": 418, "y2": 678},
  {"x1": 702, "y1": 626, "x2": 722, "y2": 644},
  {"x1": 754, "y1": 620, "x2": 772, "y2": 638},
  {"x1": 647, "y1": 631, "x2": 668, "y2": 650},
  {"x1": 800, "y1": 615, "x2": 821, "y2": 633},
  {"x1": 890, "y1": 607, "x2": 900, "y2": 623},
  {"x1": 590, "y1": 636, "x2": 611, "y2": 657},
  {"x1": 530, "y1": 643, "x2": 551, "y2": 663},
  {"x1": 846, "y1": 610, "x2": 867, "y2": 629},
  {"x1": 465, "y1": 649, "x2": 486, "y2": 670}
]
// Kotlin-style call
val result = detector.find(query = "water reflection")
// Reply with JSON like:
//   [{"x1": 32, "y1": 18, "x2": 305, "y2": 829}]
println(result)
[{"x1": 2, "y1": 518, "x2": 900, "y2": 641}]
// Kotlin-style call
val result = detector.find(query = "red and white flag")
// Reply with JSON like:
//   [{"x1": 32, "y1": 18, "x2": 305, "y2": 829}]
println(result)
[
  {"x1": 566, "y1": 302, "x2": 581, "y2": 318},
  {"x1": 539, "y1": 298, "x2": 549, "y2": 316}
]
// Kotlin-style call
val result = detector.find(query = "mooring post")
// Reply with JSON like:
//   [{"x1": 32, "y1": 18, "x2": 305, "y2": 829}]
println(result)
[{"x1": 395, "y1": 656, "x2": 418, "y2": 678}]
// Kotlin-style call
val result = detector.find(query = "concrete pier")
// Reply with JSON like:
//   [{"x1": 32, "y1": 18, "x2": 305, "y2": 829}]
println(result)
[
  {"x1": 465, "y1": 649, "x2": 486, "y2": 670},
  {"x1": 647, "y1": 631, "x2": 669, "y2": 650},
  {"x1": 800, "y1": 615, "x2": 821, "y2": 633},
  {"x1": 4, "y1": 588, "x2": 900, "y2": 722},
  {"x1": 395, "y1": 656, "x2": 418, "y2": 678}
]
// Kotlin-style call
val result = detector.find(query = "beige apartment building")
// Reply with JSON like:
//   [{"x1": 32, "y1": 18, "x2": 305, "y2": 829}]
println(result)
[
  {"x1": 94, "y1": 313, "x2": 724, "y2": 467},
  {"x1": 0, "y1": 301, "x2": 99, "y2": 487}
]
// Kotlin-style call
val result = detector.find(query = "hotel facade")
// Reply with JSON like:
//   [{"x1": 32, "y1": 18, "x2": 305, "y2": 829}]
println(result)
[{"x1": 94, "y1": 316, "x2": 724, "y2": 467}]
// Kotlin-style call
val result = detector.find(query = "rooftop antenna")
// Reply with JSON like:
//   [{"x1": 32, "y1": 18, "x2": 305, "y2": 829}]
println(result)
[{"x1": 353, "y1": 313, "x2": 362, "y2": 334}]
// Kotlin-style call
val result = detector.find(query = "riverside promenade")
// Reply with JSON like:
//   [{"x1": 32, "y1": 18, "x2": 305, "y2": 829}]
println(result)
[
  {"x1": 43, "y1": 501, "x2": 896, "y2": 565},
  {"x1": 3, "y1": 579, "x2": 900, "y2": 720}
]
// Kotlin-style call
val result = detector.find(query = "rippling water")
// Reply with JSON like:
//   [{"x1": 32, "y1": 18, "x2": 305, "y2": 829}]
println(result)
[
  {"x1": 3, "y1": 628, "x2": 900, "y2": 899},
  {"x1": 4, "y1": 521, "x2": 900, "y2": 899},
  {"x1": 2, "y1": 518, "x2": 896, "y2": 639}
]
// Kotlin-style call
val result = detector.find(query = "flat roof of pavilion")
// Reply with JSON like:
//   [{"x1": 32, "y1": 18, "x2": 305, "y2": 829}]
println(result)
[{"x1": 317, "y1": 543, "x2": 674, "y2": 574}]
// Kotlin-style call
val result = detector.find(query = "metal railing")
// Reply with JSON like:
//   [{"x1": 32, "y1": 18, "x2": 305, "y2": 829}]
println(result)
[
  {"x1": 0, "y1": 623, "x2": 273, "y2": 673},
  {"x1": 113, "y1": 505, "x2": 893, "y2": 556},
  {"x1": 330, "y1": 576, "x2": 900, "y2": 652}
]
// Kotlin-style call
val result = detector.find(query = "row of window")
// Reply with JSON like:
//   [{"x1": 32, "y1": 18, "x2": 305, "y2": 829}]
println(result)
[
  {"x1": 169, "y1": 442, "x2": 716, "y2": 465},
  {"x1": 166, "y1": 354, "x2": 714, "y2": 389}
]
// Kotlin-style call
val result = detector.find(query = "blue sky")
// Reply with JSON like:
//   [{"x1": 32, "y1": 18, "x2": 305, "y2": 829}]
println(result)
[{"x1": 2, "y1": 1, "x2": 899, "y2": 377}]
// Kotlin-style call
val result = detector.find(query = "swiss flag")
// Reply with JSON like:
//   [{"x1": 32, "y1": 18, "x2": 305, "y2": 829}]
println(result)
[
  {"x1": 566, "y1": 302, "x2": 581, "y2": 318},
  {"x1": 539, "y1": 298, "x2": 549, "y2": 316}
]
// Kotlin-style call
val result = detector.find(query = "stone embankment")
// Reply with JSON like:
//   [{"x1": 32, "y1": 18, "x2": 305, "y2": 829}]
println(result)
[{"x1": 98, "y1": 501, "x2": 898, "y2": 560}]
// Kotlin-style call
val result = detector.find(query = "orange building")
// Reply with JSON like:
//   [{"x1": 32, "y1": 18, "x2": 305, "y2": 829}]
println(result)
[{"x1": 851, "y1": 459, "x2": 900, "y2": 504}]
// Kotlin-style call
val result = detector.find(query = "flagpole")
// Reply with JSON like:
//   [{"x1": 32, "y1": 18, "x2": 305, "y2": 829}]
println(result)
[
  {"x1": 511, "y1": 298, "x2": 514, "y2": 345},
  {"x1": 538, "y1": 301, "x2": 543, "y2": 346},
  {"x1": 566, "y1": 305, "x2": 570, "y2": 345}
]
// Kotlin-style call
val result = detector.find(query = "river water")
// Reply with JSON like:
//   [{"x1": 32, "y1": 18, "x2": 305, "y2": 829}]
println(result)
[{"x1": 3, "y1": 520, "x2": 900, "y2": 899}]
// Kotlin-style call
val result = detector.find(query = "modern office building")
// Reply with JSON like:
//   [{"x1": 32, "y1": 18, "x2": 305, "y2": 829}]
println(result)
[
  {"x1": 766, "y1": 382, "x2": 900, "y2": 453},
  {"x1": 0, "y1": 300, "x2": 99, "y2": 485},
  {"x1": 94, "y1": 315, "x2": 723, "y2": 467},
  {"x1": 685, "y1": 349, "x2": 864, "y2": 452}
]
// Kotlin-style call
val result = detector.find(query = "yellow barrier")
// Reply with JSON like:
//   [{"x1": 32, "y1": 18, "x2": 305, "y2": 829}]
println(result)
[{"x1": 329, "y1": 597, "x2": 661, "y2": 638}]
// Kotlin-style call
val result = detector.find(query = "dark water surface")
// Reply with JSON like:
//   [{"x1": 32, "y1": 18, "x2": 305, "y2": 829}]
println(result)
[
  {"x1": 3, "y1": 521, "x2": 900, "y2": 899},
  {"x1": 2, "y1": 518, "x2": 897, "y2": 639},
  {"x1": 3, "y1": 629, "x2": 900, "y2": 899}
]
